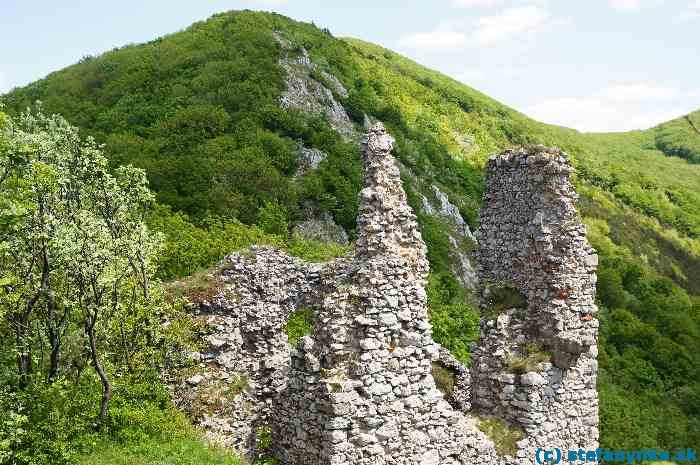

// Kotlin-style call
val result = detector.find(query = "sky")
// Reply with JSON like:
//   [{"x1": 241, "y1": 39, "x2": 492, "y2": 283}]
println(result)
[{"x1": 1, "y1": 0, "x2": 699, "y2": 132}]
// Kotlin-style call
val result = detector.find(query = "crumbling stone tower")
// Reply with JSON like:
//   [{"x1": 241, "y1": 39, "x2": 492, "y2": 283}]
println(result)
[
  {"x1": 471, "y1": 147, "x2": 600, "y2": 460},
  {"x1": 272, "y1": 124, "x2": 498, "y2": 465}
]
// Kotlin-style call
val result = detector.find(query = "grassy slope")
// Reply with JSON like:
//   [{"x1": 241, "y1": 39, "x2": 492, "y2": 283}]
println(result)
[
  {"x1": 78, "y1": 437, "x2": 244, "y2": 465},
  {"x1": 1, "y1": 9, "x2": 698, "y2": 454}
]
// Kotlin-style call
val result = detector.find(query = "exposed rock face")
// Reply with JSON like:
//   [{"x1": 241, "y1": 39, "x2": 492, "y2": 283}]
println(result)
[
  {"x1": 470, "y1": 146, "x2": 600, "y2": 462},
  {"x1": 275, "y1": 31, "x2": 355, "y2": 140},
  {"x1": 295, "y1": 146, "x2": 327, "y2": 177},
  {"x1": 293, "y1": 211, "x2": 349, "y2": 245},
  {"x1": 420, "y1": 185, "x2": 478, "y2": 290},
  {"x1": 170, "y1": 133, "x2": 599, "y2": 465}
]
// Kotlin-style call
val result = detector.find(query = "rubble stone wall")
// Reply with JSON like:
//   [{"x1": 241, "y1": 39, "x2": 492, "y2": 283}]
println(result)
[
  {"x1": 272, "y1": 123, "x2": 502, "y2": 465},
  {"x1": 470, "y1": 147, "x2": 600, "y2": 462},
  {"x1": 170, "y1": 131, "x2": 599, "y2": 465}
]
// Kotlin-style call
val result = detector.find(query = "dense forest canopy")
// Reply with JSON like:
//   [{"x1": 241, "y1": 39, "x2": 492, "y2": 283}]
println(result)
[{"x1": 1, "y1": 9, "x2": 699, "y2": 464}]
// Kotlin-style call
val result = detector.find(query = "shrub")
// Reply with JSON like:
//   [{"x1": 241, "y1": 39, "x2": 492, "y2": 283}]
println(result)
[{"x1": 284, "y1": 308, "x2": 315, "y2": 346}]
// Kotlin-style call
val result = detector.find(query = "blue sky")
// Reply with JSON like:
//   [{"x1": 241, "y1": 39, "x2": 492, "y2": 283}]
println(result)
[{"x1": 1, "y1": 0, "x2": 699, "y2": 132}]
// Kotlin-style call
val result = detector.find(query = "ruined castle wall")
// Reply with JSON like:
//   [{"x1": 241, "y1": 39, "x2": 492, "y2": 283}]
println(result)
[
  {"x1": 471, "y1": 148, "x2": 600, "y2": 462},
  {"x1": 272, "y1": 124, "x2": 503, "y2": 465},
  {"x1": 171, "y1": 131, "x2": 600, "y2": 465},
  {"x1": 170, "y1": 248, "x2": 323, "y2": 457}
]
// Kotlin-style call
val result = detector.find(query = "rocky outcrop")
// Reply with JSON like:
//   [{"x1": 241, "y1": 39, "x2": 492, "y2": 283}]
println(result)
[
  {"x1": 295, "y1": 146, "x2": 327, "y2": 177},
  {"x1": 170, "y1": 132, "x2": 599, "y2": 465},
  {"x1": 275, "y1": 31, "x2": 355, "y2": 140},
  {"x1": 293, "y1": 211, "x2": 349, "y2": 245},
  {"x1": 420, "y1": 184, "x2": 478, "y2": 290}
]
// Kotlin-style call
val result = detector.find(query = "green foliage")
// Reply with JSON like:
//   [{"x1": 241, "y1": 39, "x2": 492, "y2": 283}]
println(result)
[
  {"x1": 257, "y1": 200, "x2": 288, "y2": 236},
  {"x1": 77, "y1": 436, "x2": 243, "y2": 465},
  {"x1": 284, "y1": 308, "x2": 315, "y2": 346},
  {"x1": 0, "y1": 370, "x2": 215, "y2": 465},
  {"x1": 431, "y1": 362, "x2": 456, "y2": 397},
  {"x1": 2, "y1": 9, "x2": 700, "y2": 457},
  {"x1": 654, "y1": 111, "x2": 700, "y2": 164},
  {"x1": 253, "y1": 426, "x2": 280, "y2": 464},
  {"x1": 1, "y1": 11, "x2": 363, "y2": 235},
  {"x1": 284, "y1": 233, "x2": 351, "y2": 263},
  {"x1": 477, "y1": 416, "x2": 523, "y2": 456},
  {"x1": 587, "y1": 217, "x2": 700, "y2": 450},
  {"x1": 427, "y1": 272, "x2": 479, "y2": 365},
  {"x1": 150, "y1": 207, "x2": 350, "y2": 281}
]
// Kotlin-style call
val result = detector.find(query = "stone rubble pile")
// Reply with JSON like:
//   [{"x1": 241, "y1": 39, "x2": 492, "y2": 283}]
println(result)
[{"x1": 169, "y1": 130, "x2": 599, "y2": 465}]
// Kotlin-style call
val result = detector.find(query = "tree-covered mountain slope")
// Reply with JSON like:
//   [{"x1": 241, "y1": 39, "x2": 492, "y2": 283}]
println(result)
[
  {"x1": 654, "y1": 109, "x2": 700, "y2": 164},
  {"x1": 2, "y1": 9, "x2": 699, "y2": 453}
]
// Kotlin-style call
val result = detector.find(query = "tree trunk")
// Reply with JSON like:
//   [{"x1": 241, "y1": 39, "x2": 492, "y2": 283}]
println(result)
[
  {"x1": 47, "y1": 328, "x2": 60, "y2": 383},
  {"x1": 13, "y1": 307, "x2": 34, "y2": 388},
  {"x1": 86, "y1": 314, "x2": 111, "y2": 425},
  {"x1": 15, "y1": 325, "x2": 31, "y2": 388}
]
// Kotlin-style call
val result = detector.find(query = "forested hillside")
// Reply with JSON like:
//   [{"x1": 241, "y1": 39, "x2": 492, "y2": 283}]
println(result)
[
  {"x1": 654, "y1": 109, "x2": 700, "y2": 164},
  {"x1": 1, "y1": 9, "x2": 698, "y2": 463}
]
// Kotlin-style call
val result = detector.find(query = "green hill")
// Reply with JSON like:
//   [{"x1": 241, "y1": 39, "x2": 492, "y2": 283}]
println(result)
[
  {"x1": 654, "y1": 109, "x2": 700, "y2": 164},
  {"x1": 2, "y1": 9, "x2": 699, "y2": 456}
]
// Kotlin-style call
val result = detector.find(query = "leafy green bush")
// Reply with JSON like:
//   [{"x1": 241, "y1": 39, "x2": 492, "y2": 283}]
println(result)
[
  {"x1": 257, "y1": 200, "x2": 289, "y2": 236},
  {"x1": 654, "y1": 111, "x2": 700, "y2": 164},
  {"x1": 427, "y1": 272, "x2": 480, "y2": 364},
  {"x1": 284, "y1": 308, "x2": 315, "y2": 346}
]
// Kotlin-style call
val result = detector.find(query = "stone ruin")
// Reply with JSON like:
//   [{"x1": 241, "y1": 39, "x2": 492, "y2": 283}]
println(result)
[
  {"x1": 170, "y1": 124, "x2": 599, "y2": 464},
  {"x1": 471, "y1": 147, "x2": 600, "y2": 461}
]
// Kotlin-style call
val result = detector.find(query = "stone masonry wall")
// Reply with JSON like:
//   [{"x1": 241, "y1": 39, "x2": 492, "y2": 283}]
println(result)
[
  {"x1": 272, "y1": 123, "x2": 503, "y2": 465},
  {"x1": 170, "y1": 132, "x2": 599, "y2": 465},
  {"x1": 471, "y1": 147, "x2": 600, "y2": 463}
]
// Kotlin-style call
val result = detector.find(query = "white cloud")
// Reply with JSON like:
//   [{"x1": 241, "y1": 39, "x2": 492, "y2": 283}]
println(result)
[
  {"x1": 609, "y1": 0, "x2": 641, "y2": 10},
  {"x1": 526, "y1": 83, "x2": 699, "y2": 132},
  {"x1": 526, "y1": 97, "x2": 688, "y2": 132},
  {"x1": 597, "y1": 83, "x2": 680, "y2": 101},
  {"x1": 399, "y1": 26, "x2": 469, "y2": 52},
  {"x1": 400, "y1": 6, "x2": 555, "y2": 51},
  {"x1": 677, "y1": 0, "x2": 700, "y2": 20},
  {"x1": 472, "y1": 6, "x2": 551, "y2": 45},
  {"x1": 451, "y1": 0, "x2": 503, "y2": 7}
]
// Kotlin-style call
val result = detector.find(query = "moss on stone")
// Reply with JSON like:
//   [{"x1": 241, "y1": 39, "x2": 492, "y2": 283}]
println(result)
[
  {"x1": 477, "y1": 416, "x2": 523, "y2": 456},
  {"x1": 507, "y1": 342, "x2": 551, "y2": 374},
  {"x1": 482, "y1": 285, "x2": 527, "y2": 320},
  {"x1": 432, "y1": 362, "x2": 456, "y2": 396}
]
